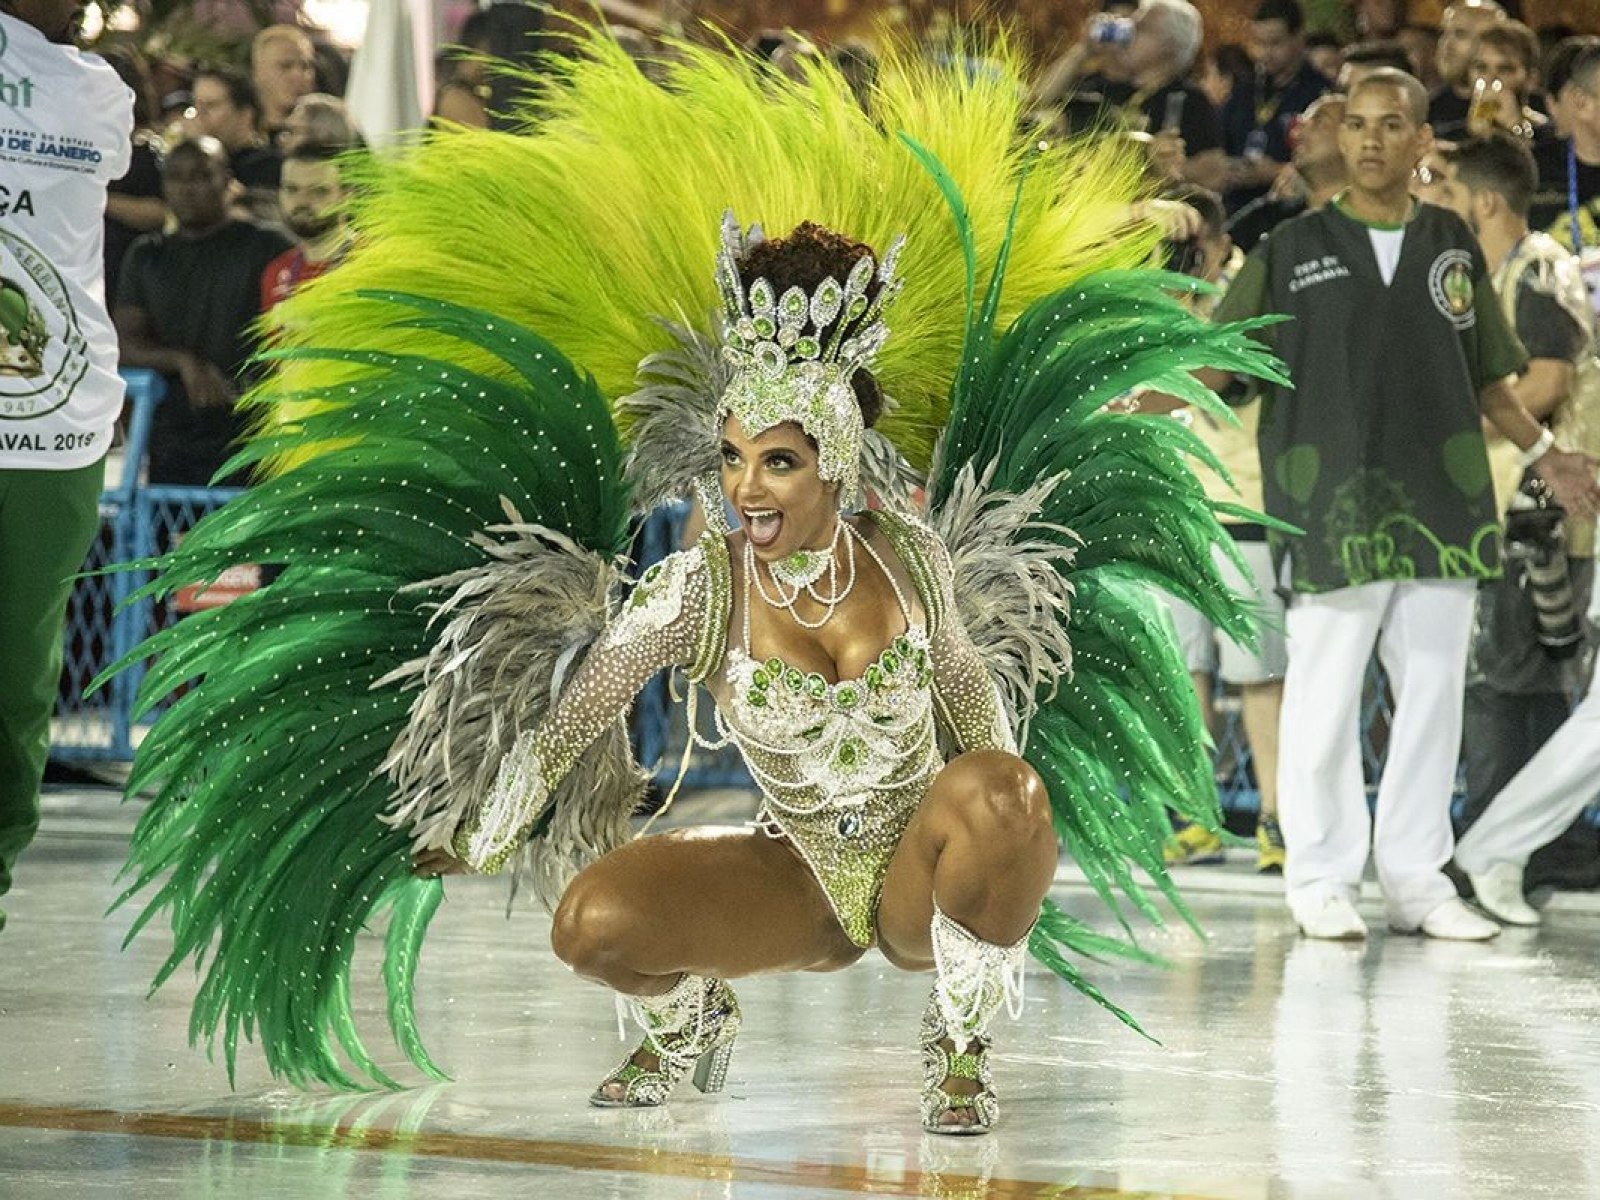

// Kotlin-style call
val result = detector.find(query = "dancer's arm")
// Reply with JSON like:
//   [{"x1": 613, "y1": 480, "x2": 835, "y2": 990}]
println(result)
[
  {"x1": 449, "y1": 542, "x2": 722, "y2": 874},
  {"x1": 913, "y1": 528, "x2": 1018, "y2": 757}
]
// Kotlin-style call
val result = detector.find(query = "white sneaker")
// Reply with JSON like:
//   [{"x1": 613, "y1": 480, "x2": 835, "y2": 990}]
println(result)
[
  {"x1": 1417, "y1": 897, "x2": 1501, "y2": 941},
  {"x1": 1467, "y1": 863, "x2": 1541, "y2": 927},
  {"x1": 1292, "y1": 892, "x2": 1368, "y2": 940}
]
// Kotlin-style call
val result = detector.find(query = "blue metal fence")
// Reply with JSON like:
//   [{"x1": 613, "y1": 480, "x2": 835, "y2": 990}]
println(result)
[{"x1": 53, "y1": 370, "x2": 243, "y2": 761}]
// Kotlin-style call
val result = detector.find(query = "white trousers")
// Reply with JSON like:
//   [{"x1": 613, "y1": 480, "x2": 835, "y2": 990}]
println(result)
[
  {"x1": 1279, "y1": 580, "x2": 1476, "y2": 928},
  {"x1": 1454, "y1": 672, "x2": 1600, "y2": 873}
]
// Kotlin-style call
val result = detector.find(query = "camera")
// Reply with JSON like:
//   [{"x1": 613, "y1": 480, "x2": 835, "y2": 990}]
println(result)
[{"x1": 1505, "y1": 480, "x2": 1584, "y2": 659}]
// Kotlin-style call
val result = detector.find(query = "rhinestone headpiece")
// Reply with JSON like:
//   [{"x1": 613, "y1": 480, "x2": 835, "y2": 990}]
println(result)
[{"x1": 713, "y1": 211, "x2": 905, "y2": 508}]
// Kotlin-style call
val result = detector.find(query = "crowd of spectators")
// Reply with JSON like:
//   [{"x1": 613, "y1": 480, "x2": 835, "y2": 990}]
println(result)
[{"x1": 71, "y1": 0, "x2": 1600, "y2": 934}]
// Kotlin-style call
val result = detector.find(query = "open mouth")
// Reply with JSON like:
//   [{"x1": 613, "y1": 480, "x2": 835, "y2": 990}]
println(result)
[{"x1": 742, "y1": 508, "x2": 783, "y2": 549}]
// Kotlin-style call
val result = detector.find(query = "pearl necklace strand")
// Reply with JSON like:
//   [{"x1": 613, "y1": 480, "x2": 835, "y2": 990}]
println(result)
[{"x1": 747, "y1": 518, "x2": 859, "y2": 631}]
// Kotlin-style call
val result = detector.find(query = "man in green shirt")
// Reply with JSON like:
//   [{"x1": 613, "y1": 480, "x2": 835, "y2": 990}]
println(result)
[{"x1": 1207, "y1": 69, "x2": 1600, "y2": 941}]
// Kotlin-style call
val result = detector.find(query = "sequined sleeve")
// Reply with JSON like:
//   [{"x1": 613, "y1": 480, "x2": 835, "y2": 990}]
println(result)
[
  {"x1": 452, "y1": 535, "x2": 732, "y2": 873},
  {"x1": 876, "y1": 511, "x2": 1016, "y2": 756}
]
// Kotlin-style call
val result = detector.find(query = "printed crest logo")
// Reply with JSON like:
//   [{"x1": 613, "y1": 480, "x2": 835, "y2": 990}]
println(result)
[
  {"x1": 1428, "y1": 249, "x2": 1476, "y2": 330},
  {"x1": 0, "y1": 274, "x2": 46, "y2": 373},
  {"x1": 0, "y1": 228, "x2": 87, "y2": 420}
]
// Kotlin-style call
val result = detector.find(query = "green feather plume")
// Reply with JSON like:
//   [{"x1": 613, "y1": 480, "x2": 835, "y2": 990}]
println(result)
[
  {"x1": 99, "y1": 295, "x2": 632, "y2": 1087},
  {"x1": 911, "y1": 140, "x2": 1289, "y2": 1002}
]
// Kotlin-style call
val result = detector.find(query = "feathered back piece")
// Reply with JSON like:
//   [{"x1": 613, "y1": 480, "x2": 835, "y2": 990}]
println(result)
[{"x1": 267, "y1": 27, "x2": 1159, "y2": 475}]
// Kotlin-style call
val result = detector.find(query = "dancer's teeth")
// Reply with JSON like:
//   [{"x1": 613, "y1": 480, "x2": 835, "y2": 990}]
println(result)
[{"x1": 745, "y1": 510, "x2": 782, "y2": 547}]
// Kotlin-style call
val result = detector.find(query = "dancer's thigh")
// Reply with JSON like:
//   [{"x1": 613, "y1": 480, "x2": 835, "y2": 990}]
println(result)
[{"x1": 553, "y1": 825, "x2": 863, "y2": 979}]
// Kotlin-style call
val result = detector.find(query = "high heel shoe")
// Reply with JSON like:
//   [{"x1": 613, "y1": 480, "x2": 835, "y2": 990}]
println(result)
[
  {"x1": 920, "y1": 903, "x2": 1030, "y2": 1136},
  {"x1": 590, "y1": 973, "x2": 741, "y2": 1108}
]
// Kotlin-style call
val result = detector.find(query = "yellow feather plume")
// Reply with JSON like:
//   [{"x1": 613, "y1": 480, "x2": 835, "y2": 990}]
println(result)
[{"x1": 268, "y1": 27, "x2": 1159, "y2": 470}]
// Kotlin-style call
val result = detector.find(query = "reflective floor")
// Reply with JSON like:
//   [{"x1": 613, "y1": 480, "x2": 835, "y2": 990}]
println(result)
[{"x1": 3, "y1": 790, "x2": 1600, "y2": 1199}]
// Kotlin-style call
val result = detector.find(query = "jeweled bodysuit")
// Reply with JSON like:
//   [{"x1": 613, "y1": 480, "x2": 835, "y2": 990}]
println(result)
[{"x1": 461, "y1": 509, "x2": 1015, "y2": 945}]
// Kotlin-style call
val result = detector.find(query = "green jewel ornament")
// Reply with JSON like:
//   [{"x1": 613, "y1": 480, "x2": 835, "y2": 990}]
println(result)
[
  {"x1": 805, "y1": 673, "x2": 828, "y2": 699},
  {"x1": 880, "y1": 649, "x2": 901, "y2": 674},
  {"x1": 746, "y1": 688, "x2": 768, "y2": 709},
  {"x1": 836, "y1": 737, "x2": 864, "y2": 768},
  {"x1": 772, "y1": 546, "x2": 831, "y2": 590},
  {"x1": 834, "y1": 682, "x2": 863, "y2": 710},
  {"x1": 764, "y1": 656, "x2": 784, "y2": 677},
  {"x1": 784, "y1": 666, "x2": 805, "y2": 691},
  {"x1": 893, "y1": 635, "x2": 911, "y2": 657},
  {"x1": 751, "y1": 667, "x2": 771, "y2": 688},
  {"x1": 864, "y1": 663, "x2": 884, "y2": 691}
]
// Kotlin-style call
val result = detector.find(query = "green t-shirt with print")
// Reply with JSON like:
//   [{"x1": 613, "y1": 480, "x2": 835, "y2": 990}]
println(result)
[{"x1": 1214, "y1": 198, "x2": 1527, "y2": 593}]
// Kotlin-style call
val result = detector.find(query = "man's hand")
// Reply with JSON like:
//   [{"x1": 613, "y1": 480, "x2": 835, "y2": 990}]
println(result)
[
  {"x1": 178, "y1": 356, "x2": 237, "y2": 409},
  {"x1": 412, "y1": 847, "x2": 474, "y2": 878},
  {"x1": 1131, "y1": 197, "x2": 1203, "y2": 241},
  {"x1": 1148, "y1": 131, "x2": 1187, "y2": 181},
  {"x1": 1534, "y1": 449, "x2": 1600, "y2": 517},
  {"x1": 1268, "y1": 165, "x2": 1310, "y2": 202}
]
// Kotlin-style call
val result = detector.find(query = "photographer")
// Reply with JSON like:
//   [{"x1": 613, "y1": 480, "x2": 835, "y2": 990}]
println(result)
[
  {"x1": 1437, "y1": 135, "x2": 1600, "y2": 921},
  {"x1": 1036, "y1": 0, "x2": 1227, "y2": 192}
]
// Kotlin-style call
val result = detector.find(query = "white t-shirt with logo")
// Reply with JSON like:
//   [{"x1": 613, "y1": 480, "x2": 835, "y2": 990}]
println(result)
[{"x1": 0, "y1": 15, "x2": 132, "y2": 470}]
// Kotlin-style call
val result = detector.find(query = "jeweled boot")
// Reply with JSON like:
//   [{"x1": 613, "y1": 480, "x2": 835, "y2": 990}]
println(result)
[
  {"x1": 589, "y1": 973, "x2": 741, "y2": 1108},
  {"x1": 920, "y1": 903, "x2": 1030, "y2": 1136}
]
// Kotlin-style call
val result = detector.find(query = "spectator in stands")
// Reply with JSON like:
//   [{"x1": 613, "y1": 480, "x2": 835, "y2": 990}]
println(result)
[
  {"x1": 1228, "y1": 91, "x2": 1347, "y2": 252},
  {"x1": 0, "y1": 0, "x2": 134, "y2": 935},
  {"x1": 1412, "y1": 139, "x2": 1458, "y2": 208},
  {"x1": 433, "y1": 3, "x2": 547, "y2": 132},
  {"x1": 1336, "y1": 40, "x2": 1415, "y2": 92},
  {"x1": 282, "y1": 93, "x2": 362, "y2": 153},
  {"x1": 1036, "y1": 0, "x2": 1228, "y2": 192},
  {"x1": 1353, "y1": 0, "x2": 1405, "y2": 40},
  {"x1": 1428, "y1": 0, "x2": 1506, "y2": 138},
  {"x1": 261, "y1": 145, "x2": 354, "y2": 311},
  {"x1": 113, "y1": 138, "x2": 292, "y2": 487},
  {"x1": 1220, "y1": 0, "x2": 1330, "y2": 213},
  {"x1": 1153, "y1": 187, "x2": 1289, "y2": 874},
  {"x1": 192, "y1": 65, "x2": 282, "y2": 222},
  {"x1": 1530, "y1": 37, "x2": 1600, "y2": 249},
  {"x1": 1153, "y1": 69, "x2": 1599, "y2": 941},
  {"x1": 1399, "y1": 23, "x2": 1443, "y2": 92},
  {"x1": 98, "y1": 43, "x2": 167, "y2": 306},
  {"x1": 251, "y1": 24, "x2": 317, "y2": 142},
  {"x1": 1306, "y1": 32, "x2": 1344, "y2": 83},
  {"x1": 1437, "y1": 135, "x2": 1600, "y2": 911},
  {"x1": 1463, "y1": 22, "x2": 1552, "y2": 146}
]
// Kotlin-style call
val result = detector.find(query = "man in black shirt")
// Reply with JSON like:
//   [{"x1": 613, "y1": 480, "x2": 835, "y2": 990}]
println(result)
[
  {"x1": 1227, "y1": 88, "x2": 1347, "y2": 253},
  {"x1": 1530, "y1": 37, "x2": 1600, "y2": 248},
  {"x1": 1427, "y1": 0, "x2": 1506, "y2": 139},
  {"x1": 1152, "y1": 71, "x2": 1600, "y2": 942},
  {"x1": 1439, "y1": 135, "x2": 1600, "y2": 911},
  {"x1": 192, "y1": 65, "x2": 282, "y2": 223},
  {"x1": 1220, "y1": 0, "x2": 1330, "y2": 213},
  {"x1": 113, "y1": 138, "x2": 292, "y2": 485}
]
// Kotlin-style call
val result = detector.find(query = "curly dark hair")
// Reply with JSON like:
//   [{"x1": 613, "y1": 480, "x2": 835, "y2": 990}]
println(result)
[{"x1": 735, "y1": 221, "x2": 885, "y2": 429}]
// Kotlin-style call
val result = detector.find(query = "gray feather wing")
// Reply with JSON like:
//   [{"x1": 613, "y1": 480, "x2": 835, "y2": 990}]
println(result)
[
  {"x1": 378, "y1": 500, "x2": 648, "y2": 911},
  {"x1": 928, "y1": 462, "x2": 1078, "y2": 750}
]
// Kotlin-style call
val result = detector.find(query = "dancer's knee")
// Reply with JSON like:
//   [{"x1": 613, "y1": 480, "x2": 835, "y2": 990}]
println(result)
[
  {"x1": 551, "y1": 873, "x2": 637, "y2": 977},
  {"x1": 942, "y1": 751, "x2": 1054, "y2": 850}
]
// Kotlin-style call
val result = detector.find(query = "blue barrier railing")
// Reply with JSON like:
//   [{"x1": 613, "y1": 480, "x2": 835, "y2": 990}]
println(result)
[{"x1": 52, "y1": 370, "x2": 244, "y2": 761}]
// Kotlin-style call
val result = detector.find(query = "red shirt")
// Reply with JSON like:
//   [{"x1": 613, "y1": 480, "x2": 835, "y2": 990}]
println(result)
[{"x1": 260, "y1": 245, "x2": 333, "y2": 311}]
